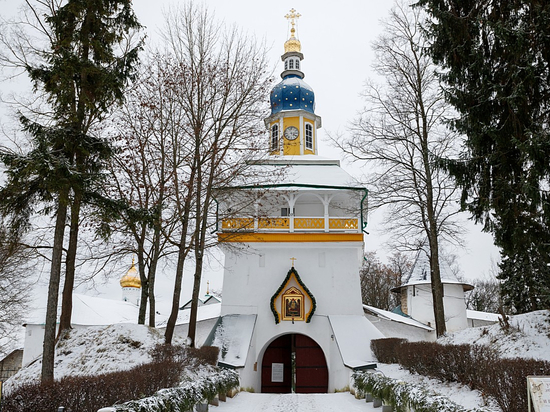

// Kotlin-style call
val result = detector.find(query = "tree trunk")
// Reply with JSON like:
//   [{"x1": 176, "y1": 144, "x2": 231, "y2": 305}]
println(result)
[
  {"x1": 136, "y1": 239, "x2": 148, "y2": 324},
  {"x1": 147, "y1": 224, "x2": 162, "y2": 327},
  {"x1": 41, "y1": 190, "x2": 69, "y2": 382},
  {"x1": 58, "y1": 189, "x2": 82, "y2": 336},
  {"x1": 188, "y1": 250, "x2": 203, "y2": 348},
  {"x1": 428, "y1": 235, "x2": 446, "y2": 336},
  {"x1": 164, "y1": 229, "x2": 189, "y2": 345}
]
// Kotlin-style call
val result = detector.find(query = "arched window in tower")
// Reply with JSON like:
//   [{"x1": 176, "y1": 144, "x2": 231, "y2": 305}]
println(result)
[
  {"x1": 288, "y1": 59, "x2": 294, "y2": 70},
  {"x1": 271, "y1": 124, "x2": 279, "y2": 150},
  {"x1": 305, "y1": 123, "x2": 313, "y2": 150},
  {"x1": 295, "y1": 59, "x2": 300, "y2": 70},
  {"x1": 284, "y1": 60, "x2": 288, "y2": 71}
]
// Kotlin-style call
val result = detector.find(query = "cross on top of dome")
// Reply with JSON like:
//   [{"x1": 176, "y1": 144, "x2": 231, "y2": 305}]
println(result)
[{"x1": 285, "y1": 8, "x2": 301, "y2": 34}]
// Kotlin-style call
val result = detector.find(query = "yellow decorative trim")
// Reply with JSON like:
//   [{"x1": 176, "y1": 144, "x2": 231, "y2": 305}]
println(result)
[
  {"x1": 329, "y1": 218, "x2": 359, "y2": 230},
  {"x1": 222, "y1": 217, "x2": 360, "y2": 231},
  {"x1": 258, "y1": 217, "x2": 289, "y2": 229},
  {"x1": 295, "y1": 217, "x2": 324, "y2": 229},
  {"x1": 218, "y1": 232, "x2": 363, "y2": 243},
  {"x1": 221, "y1": 218, "x2": 254, "y2": 230}
]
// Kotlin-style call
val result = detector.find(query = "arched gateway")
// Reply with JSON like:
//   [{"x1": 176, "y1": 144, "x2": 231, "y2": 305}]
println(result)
[{"x1": 261, "y1": 334, "x2": 328, "y2": 393}]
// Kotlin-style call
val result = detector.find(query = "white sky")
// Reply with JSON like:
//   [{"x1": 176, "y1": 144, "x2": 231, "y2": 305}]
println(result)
[{"x1": 0, "y1": 0, "x2": 498, "y2": 309}]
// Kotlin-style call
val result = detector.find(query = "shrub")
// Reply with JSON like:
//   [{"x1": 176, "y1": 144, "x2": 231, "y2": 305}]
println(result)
[
  {"x1": 371, "y1": 338, "x2": 407, "y2": 363},
  {"x1": 2, "y1": 345, "x2": 222, "y2": 412},
  {"x1": 353, "y1": 371, "x2": 488, "y2": 412},
  {"x1": 371, "y1": 338, "x2": 550, "y2": 412}
]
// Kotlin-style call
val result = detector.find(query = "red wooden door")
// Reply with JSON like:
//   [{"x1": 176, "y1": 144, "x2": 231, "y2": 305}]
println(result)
[
  {"x1": 261, "y1": 334, "x2": 292, "y2": 393},
  {"x1": 294, "y1": 334, "x2": 328, "y2": 393}
]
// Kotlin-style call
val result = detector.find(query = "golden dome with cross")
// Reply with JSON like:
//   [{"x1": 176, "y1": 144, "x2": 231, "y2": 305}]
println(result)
[{"x1": 284, "y1": 8, "x2": 301, "y2": 53}]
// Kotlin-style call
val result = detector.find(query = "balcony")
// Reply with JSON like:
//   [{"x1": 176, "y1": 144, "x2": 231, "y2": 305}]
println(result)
[{"x1": 221, "y1": 216, "x2": 360, "y2": 233}]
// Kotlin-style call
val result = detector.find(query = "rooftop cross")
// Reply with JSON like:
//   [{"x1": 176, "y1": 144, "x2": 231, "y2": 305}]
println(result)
[
  {"x1": 284, "y1": 8, "x2": 301, "y2": 37},
  {"x1": 290, "y1": 257, "x2": 297, "y2": 267}
]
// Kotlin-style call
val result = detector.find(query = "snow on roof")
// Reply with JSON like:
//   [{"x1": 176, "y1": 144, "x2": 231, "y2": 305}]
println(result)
[
  {"x1": 396, "y1": 248, "x2": 473, "y2": 291},
  {"x1": 206, "y1": 314, "x2": 257, "y2": 368},
  {"x1": 363, "y1": 305, "x2": 434, "y2": 331},
  {"x1": 243, "y1": 156, "x2": 364, "y2": 190},
  {"x1": 328, "y1": 315, "x2": 383, "y2": 369},
  {"x1": 466, "y1": 309, "x2": 500, "y2": 322},
  {"x1": 23, "y1": 293, "x2": 140, "y2": 326},
  {"x1": 24, "y1": 294, "x2": 221, "y2": 328}
]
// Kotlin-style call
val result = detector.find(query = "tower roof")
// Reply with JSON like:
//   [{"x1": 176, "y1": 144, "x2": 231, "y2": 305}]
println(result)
[
  {"x1": 392, "y1": 248, "x2": 474, "y2": 292},
  {"x1": 270, "y1": 76, "x2": 315, "y2": 115},
  {"x1": 270, "y1": 9, "x2": 315, "y2": 116},
  {"x1": 120, "y1": 258, "x2": 141, "y2": 289}
]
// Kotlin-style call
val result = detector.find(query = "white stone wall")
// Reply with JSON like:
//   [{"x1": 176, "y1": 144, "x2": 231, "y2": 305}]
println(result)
[
  {"x1": 406, "y1": 283, "x2": 468, "y2": 332},
  {"x1": 220, "y1": 240, "x2": 365, "y2": 392}
]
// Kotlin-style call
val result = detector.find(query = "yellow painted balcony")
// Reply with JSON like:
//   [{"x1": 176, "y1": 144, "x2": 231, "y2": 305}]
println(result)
[{"x1": 220, "y1": 216, "x2": 360, "y2": 233}]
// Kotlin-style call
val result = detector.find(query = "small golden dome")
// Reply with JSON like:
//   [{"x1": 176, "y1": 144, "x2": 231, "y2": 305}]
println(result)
[
  {"x1": 284, "y1": 35, "x2": 301, "y2": 53},
  {"x1": 120, "y1": 259, "x2": 141, "y2": 289}
]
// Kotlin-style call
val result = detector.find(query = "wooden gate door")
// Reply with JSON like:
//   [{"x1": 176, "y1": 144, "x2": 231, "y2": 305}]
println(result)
[
  {"x1": 294, "y1": 334, "x2": 328, "y2": 393},
  {"x1": 261, "y1": 334, "x2": 292, "y2": 393}
]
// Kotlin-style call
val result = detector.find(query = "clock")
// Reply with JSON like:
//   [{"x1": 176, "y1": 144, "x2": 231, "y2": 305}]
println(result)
[{"x1": 284, "y1": 126, "x2": 299, "y2": 140}]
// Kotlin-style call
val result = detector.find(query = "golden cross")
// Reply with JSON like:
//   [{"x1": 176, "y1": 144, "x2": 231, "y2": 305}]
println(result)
[
  {"x1": 290, "y1": 257, "x2": 297, "y2": 266},
  {"x1": 284, "y1": 8, "x2": 301, "y2": 34}
]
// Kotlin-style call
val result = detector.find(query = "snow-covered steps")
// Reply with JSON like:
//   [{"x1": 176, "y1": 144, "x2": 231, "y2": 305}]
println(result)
[{"x1": 210, "y1": 392, "x2": 380, "y2": 411}]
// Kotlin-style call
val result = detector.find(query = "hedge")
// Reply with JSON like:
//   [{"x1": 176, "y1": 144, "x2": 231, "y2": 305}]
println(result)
[
  {"x1": 353, "y1": 371, "x2": 489, "y2": 412},
  {"x1": 371, "y1": 338, "x2": 550, "y2": 412}
]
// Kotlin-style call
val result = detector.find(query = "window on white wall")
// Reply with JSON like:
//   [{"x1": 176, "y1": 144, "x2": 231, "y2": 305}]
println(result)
[
  {"x1": 305, "y1": 123, "x2": 313, "y2": 149},
  {"x1": 295, "y1": 59, "x2": 300, "y2": 70}
]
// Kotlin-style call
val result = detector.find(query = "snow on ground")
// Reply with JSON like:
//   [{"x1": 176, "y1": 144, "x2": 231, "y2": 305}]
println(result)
[
  {"x1": 438, "y1": 310, "x2": 550, "y2": 361},
  {"x1": 4, "y1": 323, "x2": 187, "y2": 393},
  {"x1": 211, "y1": 392, "x2": 377, "y2": 412}
]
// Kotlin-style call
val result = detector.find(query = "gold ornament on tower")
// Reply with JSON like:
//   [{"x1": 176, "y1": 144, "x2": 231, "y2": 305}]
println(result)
[
  {"x1": 284, "y1": 8, "x2": 302, "y2": 53},
  {"x1": 120, "y1": 258, "x2": 141, "y2": 289}
]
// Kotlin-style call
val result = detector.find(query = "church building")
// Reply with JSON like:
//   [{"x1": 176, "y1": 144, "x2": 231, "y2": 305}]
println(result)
[{"x1": 206, "y1": 10, "x2": 383, "y2": 393}]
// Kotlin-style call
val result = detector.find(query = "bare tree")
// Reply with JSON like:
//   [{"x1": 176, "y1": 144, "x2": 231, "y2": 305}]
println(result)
[
  {"x1": 360, "y1": 251, "x2": 409, "y2": 310},
  {"x1": 159, "y1": 2, "x2": 272, "y2": 346},
  {"x1": 0, "y1": 222, "x2": 35, "y2": 357},
  {"x1": 465, "y1": 262, "x2": 503, "y2": 313},
  {"x1": 101, "y1": 54, "x2": 184, "y2": 327},
  {"x1": 332, "y1": 2, "x2": 462, "y2": 336}
]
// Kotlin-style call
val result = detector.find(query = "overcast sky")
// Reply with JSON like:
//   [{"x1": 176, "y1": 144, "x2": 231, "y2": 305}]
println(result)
[{"x1": 0, "y1": 0, "x2": 498, "y2": 306}]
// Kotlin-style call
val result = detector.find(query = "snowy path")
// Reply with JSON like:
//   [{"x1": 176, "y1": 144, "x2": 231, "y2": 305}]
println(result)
[{"x1": 211, "y1": 392, "x2": 377, "y2": 411}]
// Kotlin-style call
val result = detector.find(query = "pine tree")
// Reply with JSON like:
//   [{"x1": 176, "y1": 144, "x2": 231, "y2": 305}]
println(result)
[
  {"x1": 417, "y1": 0, "x2": 550, "y2": 312},
  {"x1": 0, "y1": 0, "x2": 142, "y2": 381}
]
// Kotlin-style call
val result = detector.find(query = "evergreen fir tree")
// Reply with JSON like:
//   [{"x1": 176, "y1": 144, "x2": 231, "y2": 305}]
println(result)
[
  {"x1": 0, "y1": 0, "x2": 142, "y2": 381},
  {"x1": 417, "y1": 0, "x2": 550, "y2": 312}
]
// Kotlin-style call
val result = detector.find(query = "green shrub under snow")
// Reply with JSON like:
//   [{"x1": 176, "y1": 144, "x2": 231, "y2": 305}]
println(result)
[
  {"x1": 114, "y1": 368, "x2": 239, "y2": 412},
  {"x1": 352, "y1": 371, "x2": 490, "y2": 412}
]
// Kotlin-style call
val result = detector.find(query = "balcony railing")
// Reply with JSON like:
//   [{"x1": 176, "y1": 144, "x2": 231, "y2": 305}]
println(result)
[{"x1": 221, "y1": 216, "x2": 360, "y2": 233}]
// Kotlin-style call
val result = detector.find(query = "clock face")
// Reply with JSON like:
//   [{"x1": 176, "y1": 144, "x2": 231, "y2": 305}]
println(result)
[{"x1": 284, "y1": 126, "x2": 299, "y2": 140}]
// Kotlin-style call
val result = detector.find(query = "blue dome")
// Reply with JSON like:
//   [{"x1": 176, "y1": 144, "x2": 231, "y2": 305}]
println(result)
[{"x1": 270, "y1": 75, "x2": 315, "y2": 115}]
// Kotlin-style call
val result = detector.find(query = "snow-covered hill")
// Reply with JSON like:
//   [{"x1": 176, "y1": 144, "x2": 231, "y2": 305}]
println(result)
[
  {"x1": 4, "y1": 323, "x2": 188, "y2": 394},
  {"x1": 438, "y1": 310, "x2": 550, "y2": 361}
]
